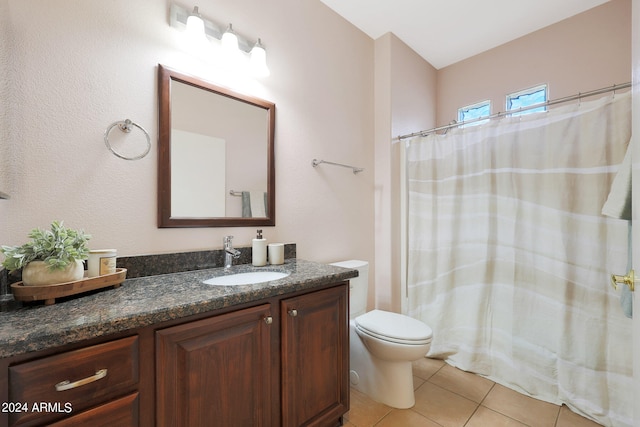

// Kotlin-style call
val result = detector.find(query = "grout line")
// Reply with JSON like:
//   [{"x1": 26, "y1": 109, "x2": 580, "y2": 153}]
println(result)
[
  {"x1": 462, "y1": 405, "x2": 481, "y2": 427},
  {"x1": 424, "y1": 372, "x2": 492, "y2": 405},
  {"x1": 464, "y1": 384, "x2": 500, "y2": 426},
  {"x1": 479, "y1": 382, "x2": 497, "y2": 405},
  {"x1": 553, "y1": 404, "x2": 561, "y2": 427}
]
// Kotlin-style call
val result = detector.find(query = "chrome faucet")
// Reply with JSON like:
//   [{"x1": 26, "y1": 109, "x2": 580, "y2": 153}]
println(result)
[{"x1": 223, "y1": 235, "x2": 241, "y2": 269}]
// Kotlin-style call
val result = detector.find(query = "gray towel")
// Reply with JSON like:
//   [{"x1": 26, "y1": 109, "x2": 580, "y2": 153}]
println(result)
[
  {"x1": 241, "y1": 192, "x2": 252, "y2": 218},
  {"x1": 241, "y1": 191, "x2": 268, "y2": 218},
  {"x1": 602, "y1": 143, "x2": 631, "y2": 220},
  {"x1": 621, "y1": 285, "x2": 632, "y2": 318},
  {"x1": 621, "y1": 223, "x2": 633, "y2": 318}
]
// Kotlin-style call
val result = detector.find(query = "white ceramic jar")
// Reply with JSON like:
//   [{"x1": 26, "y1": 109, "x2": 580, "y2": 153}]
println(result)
[{"x1": 22, "y1": 260, "x2": 85, "y2": 286}]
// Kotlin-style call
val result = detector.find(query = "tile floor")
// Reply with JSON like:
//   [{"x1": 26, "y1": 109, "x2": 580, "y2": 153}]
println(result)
[{"x1": 344, "y1": 357, "x2": 603, "y2": 427}]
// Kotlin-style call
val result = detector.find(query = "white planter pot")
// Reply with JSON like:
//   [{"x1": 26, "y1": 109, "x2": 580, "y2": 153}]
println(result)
[{"x1": 22, "y1": 260, "x2": 85, "y2": 286}]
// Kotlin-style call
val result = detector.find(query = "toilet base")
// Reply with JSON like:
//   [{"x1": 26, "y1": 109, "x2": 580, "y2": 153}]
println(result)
[{"x1": 349, "y1": 321, "x2": 417, "y2": 409}]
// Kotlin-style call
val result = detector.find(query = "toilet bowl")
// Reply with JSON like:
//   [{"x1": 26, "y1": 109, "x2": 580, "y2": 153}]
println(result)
[{"x1": 330, "y1": 260, "x2": 433, "y2": 409}]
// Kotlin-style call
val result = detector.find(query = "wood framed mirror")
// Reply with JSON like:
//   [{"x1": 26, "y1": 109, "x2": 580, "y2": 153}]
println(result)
[{"x1": 157, "y1": 65, "x2": 275, "y2": 227}]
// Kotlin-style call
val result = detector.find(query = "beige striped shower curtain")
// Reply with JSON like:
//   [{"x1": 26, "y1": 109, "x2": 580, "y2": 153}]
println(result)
[{"x1": 406, "y1": 93, "x2": 632, "y2": 427}]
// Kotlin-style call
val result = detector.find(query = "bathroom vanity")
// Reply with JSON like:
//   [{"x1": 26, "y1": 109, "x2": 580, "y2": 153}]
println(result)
[{"x1": 0, "y1": 259, "x2": 356, "y2": 427}]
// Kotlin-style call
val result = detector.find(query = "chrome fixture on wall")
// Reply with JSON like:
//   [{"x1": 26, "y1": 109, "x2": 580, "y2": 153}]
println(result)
[
  {"x1": 312, "y1": 159, "x2": 364, "y2": 174},
  {"x1": 170, "y1": 4, "x2": 270, "y2": 78},
  {"x1": 103, "y1": 119, "x2": 151, "y2": 160}
]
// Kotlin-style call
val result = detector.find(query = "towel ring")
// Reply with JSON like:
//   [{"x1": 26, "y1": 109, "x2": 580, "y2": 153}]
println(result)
[{"x1": 104, "y1": 119, "x2": 151, "y2": 160}]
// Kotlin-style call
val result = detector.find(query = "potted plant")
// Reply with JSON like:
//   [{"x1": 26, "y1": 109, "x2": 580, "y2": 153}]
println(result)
[{"x1": 1, "y1": 220, "x2": 91, "y2": 286}]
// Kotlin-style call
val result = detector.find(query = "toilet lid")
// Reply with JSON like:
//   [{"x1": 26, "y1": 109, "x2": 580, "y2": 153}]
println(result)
[{"x1": 355, "y1": 310, "x2": 432, "y2": 345}]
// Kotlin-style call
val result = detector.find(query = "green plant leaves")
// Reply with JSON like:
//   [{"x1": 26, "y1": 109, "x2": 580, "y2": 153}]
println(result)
[{"x1": 0, "y1": 220, "x2": 91, "y2": 272}]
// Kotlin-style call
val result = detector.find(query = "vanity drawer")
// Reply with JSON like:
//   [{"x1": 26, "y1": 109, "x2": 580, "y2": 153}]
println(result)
[
  {"x1": 8, "y1": 335, "x2": 139, "y2": 426},
  {"x1": 48, "y1": 393, "x2": 139, "y2": 427}
]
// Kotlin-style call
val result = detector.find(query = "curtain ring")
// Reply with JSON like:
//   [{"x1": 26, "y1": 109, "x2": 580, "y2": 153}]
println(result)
[{"x1": 104, "y1": 119, "x2": 151, "y2": 160}]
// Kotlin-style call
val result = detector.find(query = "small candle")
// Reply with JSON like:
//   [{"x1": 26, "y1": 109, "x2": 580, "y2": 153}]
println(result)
[
  {"x1": 87, "y1": 249, "x2": 117, "y2": 277},
  {"x1": 268, "y1": 243, "x2": 284, "y2": 265}
]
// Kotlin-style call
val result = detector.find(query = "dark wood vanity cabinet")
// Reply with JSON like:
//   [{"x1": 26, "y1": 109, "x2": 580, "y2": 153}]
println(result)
[
  {"x1": 281, "y1": 285, "x2": 349, "y2": 427},
  {"x1": 1, "y1": 282, "x2": 349, "y2": 427},
  {"x1": 156, "y1": 303, "x2": 274, "y2": 426},
  {"x1": 156, "y1": 283, "x2": 349, "y2": 427}
]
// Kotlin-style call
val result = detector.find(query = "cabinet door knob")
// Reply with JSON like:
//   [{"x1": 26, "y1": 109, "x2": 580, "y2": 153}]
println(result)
[
  {"x1": 264, "y1": 316, "x2": 273, "y2": 324},
  {"x1": 288, "y1": 309, "x2": 298, "y2": 317}
]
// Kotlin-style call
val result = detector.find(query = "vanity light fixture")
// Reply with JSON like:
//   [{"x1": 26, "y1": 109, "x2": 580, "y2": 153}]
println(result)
[
  {"x1": 221, "y1": 24, "x2": 239, "y2": 52},
  {"x1": 250, "y1": 39, "x2": 270, "y2": 77},
  {"x1": 185, "y1": 6, "x2": 205, "y2": 39},
  {"x1": 169, "y1": 3, "x2": 271, "y2": 78}
]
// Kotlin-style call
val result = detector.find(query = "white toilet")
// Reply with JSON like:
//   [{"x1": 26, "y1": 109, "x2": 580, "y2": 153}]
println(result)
[{"x1": 330, "y1": 260, "x2": 432, "y2": 409}]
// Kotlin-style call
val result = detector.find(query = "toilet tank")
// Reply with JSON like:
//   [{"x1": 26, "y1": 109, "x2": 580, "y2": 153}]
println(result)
[{"x1": 330, "y1": 260, "x2": 368, "y2": 319}]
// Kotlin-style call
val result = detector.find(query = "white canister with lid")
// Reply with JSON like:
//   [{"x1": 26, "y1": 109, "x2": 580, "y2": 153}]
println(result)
[
  {"x1": 87, "y1": 249, "x2": 117, "y2": 277},
  {"x1": 268, "y1": 243, "x2": 284, "y2": 265}
]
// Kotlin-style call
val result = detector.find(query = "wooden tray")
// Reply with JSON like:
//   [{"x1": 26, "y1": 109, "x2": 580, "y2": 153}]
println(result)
[{"x1": 11, "y1": 268, "x2": 127, "y2": 306}]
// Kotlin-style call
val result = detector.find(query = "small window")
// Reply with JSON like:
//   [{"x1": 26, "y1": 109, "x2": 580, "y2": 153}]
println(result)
[
  {"x1": 458, "y1": 100, "x2": 491, "y2": 127},
  {"x1": 507, "y1": 84, "x2": 547, "y2": 116}
]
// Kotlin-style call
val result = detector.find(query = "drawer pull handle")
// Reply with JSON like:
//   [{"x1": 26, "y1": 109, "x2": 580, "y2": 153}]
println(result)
[
  {"x1": 289, "y1": 309, "x2": 298, "y2": 317},
  {"x1": 55, "y1": 369, "x2": 108, "y2": 392}
]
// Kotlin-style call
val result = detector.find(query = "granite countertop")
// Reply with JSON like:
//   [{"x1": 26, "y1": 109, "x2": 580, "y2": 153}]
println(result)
[{"x1": 0, "y1": 259, "x2": 357, "y2": 359}]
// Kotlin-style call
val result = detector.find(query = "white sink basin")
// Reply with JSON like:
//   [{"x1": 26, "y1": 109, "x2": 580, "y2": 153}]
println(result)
[{"x1": 203, "y1": 271, "x2": 290, "y2": 286}]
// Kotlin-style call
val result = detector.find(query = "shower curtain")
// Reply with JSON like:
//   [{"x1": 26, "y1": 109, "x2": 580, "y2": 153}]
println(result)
[{"x1": 406, "y1": 93, "x2": 632, "y2": 427}]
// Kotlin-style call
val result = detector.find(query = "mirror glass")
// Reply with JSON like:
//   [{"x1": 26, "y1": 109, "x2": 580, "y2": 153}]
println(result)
[{"x1": 158, "y1": 65, "x2": 275, "y2": 227}]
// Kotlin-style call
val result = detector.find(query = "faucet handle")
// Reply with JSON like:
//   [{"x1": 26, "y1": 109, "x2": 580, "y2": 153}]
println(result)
[{"x1": 223, "y1": 235, "x2": 234, "y2": 245}]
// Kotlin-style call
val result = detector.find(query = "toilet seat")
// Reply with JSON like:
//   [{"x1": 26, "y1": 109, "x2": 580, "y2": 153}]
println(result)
[{"x1": 355, "y1": 310, "x2": 432, "y2": 346}]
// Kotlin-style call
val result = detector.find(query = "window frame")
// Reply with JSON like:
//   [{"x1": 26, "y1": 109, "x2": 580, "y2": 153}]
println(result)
[
  {"x1": 457, "y1": 100, "x2": 491, "y2": 128},
  {"x1": 506, "y1": 84, "x2": 548, "y2": 116}
]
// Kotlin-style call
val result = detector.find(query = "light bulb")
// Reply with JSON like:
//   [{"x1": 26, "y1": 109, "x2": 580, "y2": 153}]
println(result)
[
  {"x1": 185, "y1": 6, "x2": 205, "y2": 40},
  {"x1": 221, "y1": 24, "x2": 239, "y2": 52},
  {"x1": 250, "y1": 39, "x2": 270, "y2": 77}
]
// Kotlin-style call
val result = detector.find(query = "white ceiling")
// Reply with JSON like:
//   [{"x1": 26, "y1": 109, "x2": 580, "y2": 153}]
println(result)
[{"x1": 319, "y1": 0, "x2": 611, "y2": 69}]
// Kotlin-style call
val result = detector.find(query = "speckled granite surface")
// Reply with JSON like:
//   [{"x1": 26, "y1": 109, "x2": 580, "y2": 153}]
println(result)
[
  {"x1": 117, "y1": 243, "x2": 297, "y2": 278},
  {"x1": 0, "y1": 259, "x2": 357, "y2": 359}
]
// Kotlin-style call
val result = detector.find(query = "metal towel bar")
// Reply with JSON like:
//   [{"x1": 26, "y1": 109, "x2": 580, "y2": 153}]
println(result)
[{"x1": 312, "y1": 159, "x2": 364, "y2": 174}]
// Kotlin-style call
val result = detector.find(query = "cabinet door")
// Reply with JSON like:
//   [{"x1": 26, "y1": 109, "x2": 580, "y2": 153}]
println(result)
[
  {"x1": 281, "y1": 285, "x2": 349, "y2": 427},
  {"x1": 156, "y1": 304, "x2": 273, "y2": 427}
]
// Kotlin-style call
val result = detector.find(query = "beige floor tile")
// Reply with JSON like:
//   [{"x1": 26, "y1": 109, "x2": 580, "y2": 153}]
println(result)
[
  {"x1": 428, "y1": 364, "x2": 495, "y2": 403},
  {"x1": 345, "y1": 387, "x2": 392, "y2": 427},
  {"x1": 412, "y1": 382, "x2": 478, "y2": 427},
  {"x1": 348, "y1": 362, "x2": 606, "y2": 427},
  {"x1": 482, "y1": 384, "x2": 560, "y2": 427},
  {"x1": 466, "y1": 406, "x2": 529, "y2": 427},
  {"x1": 412, "y1": 356, "x2": 445, "y2": 380},
  {"x1": 375, "y1": 409, "x2": 442, "y2": 427},
  {"x1": 555, "y1": 405, "x2": 603, "y2": 427}
]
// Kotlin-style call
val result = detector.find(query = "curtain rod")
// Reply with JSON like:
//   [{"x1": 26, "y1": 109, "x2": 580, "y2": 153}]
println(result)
[{"x1": 396, "y1": 82, "x2": 631, "y2": 141}]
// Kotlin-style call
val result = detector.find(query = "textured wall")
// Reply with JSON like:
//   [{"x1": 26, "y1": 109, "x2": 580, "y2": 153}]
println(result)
[
  {"x1": 437, "y1": 0, "x2": 631, "y2": 128},
  {"x1": 0, "y1": 0, "x2": 11, "y2": 210},
  {"x1": 1, "y1": 0, "x2": 375, "y2": 271},
  {"x1": 374, "y1": 33, "x2": 437, "y2": 312}
]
